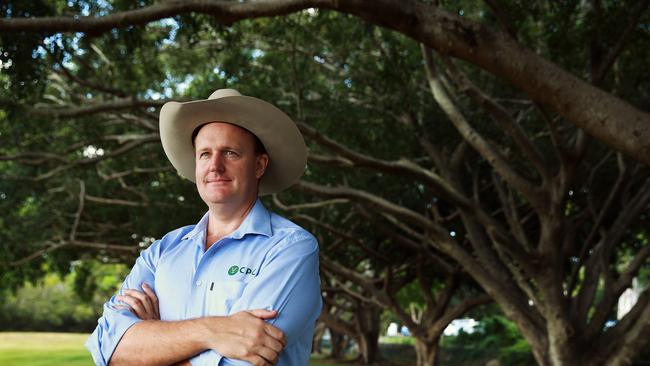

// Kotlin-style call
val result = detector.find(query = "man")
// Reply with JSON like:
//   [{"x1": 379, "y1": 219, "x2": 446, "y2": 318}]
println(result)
[{"x1": 86, "y1": 89, "x2": 322, "y2": 366}]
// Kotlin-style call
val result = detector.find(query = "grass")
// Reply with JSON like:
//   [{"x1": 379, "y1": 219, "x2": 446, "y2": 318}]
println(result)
[
  {"x1": 379, "y1": 336, "x2": 416, "y2": 346},
  {"x1": 0, "y1": 332, "x2": 92, "y2": 366},
  {"x1": 0, "y1": 332, "x2": 346, "y2": 366}
]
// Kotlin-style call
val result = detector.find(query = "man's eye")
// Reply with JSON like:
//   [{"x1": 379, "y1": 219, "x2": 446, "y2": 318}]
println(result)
[
  {"x1": 199, "y1": 152, "x2": 209, "y2": 158},
  {"x1": 224, "y1": 150, "x2": 238, "y2": 157}
]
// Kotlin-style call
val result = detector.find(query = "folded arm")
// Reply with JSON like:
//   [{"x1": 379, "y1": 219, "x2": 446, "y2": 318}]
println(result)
[{"x1": 110, "y1": 310, "x2": 283, "y2": 366}]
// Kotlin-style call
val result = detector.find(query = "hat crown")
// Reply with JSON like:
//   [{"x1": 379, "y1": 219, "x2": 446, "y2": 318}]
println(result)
[{"x1": 208, "y1": 88, "x2": 242, "y2": 100}]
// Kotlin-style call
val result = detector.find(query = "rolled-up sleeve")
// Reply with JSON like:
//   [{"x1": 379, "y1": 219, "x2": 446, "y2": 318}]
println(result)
[
  {"x1": 210, "y1": 231, "x2": 322, "y2": 365},
  {"x1": 85, "y1": 241, "x2": 161, "y2": 365}
]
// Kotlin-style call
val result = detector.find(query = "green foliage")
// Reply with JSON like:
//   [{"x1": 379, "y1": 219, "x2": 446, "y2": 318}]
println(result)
[
  {"x1": 0, "y1": 261, "x2": 126, "y2": 332},
  {"x1": 1, "y1": 1, "x2": 649, "y2": 363},
  {"x1": 442, "y1": 313, "x2": 535, "y2": 366}
]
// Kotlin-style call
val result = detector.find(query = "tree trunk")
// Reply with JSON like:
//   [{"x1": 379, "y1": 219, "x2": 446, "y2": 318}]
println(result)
[
  {"x1": 414, "y1": 338, "x2": 439, "y2": 366},
  {"x1": 357, "y1": 328, "x2": 381, "y2": 364},
  {"x1": 355, "y1": 303, "x2": 382, "y2": 364},
  {"x1": 329, "y1": 328, "x2": 346, "y2": 359},
  {"x1": 546, "y1": 317, "x2": 581, "y2": 366},
  {"x1": 312, "y1": 321, "x2": 326, "y2": 354}
]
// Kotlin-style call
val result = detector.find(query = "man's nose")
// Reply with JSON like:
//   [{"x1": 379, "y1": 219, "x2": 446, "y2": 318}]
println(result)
[{"x1": 208, "y1": 153, "x2": 226, "y2": 173}]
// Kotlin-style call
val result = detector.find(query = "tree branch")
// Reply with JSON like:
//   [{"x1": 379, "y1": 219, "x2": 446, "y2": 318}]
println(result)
[
  {"x1": 421, "y1": 45, "x2": 544, "y2": 211},
  {"x1": 2, "y1": 0, "x2": 649, "y2": 162}
]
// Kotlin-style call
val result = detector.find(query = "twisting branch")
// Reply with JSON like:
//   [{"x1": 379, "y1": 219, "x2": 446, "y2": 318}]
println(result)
[
  {"x1": 356, "y1": 208, "x2": 456, "y2": 273},
  {"x1": 482, "y1": 0, "x2": 518, "y2": 40},
  {"x1": 583, "y1": 178, "x2": 650, "y2": 339},
  {"x1": 86, "y1": 193, "x2": 144, "y2": 206},
  {"x1": 96, "y1": 166, "x2": 173, "y2": 181},
  {"x1": 298, "y1": 121, "x2": 474, "y2": 208},
  {"x1": 7, "y1": 241, "x2": 69, "y2": 267},
  {"x1": 271, "y1": 194, "x2": 349, "y2": 211},
  {"x1": 294, "y1": 180, "x2": 448, "y2": 239},
  {"x1": 421, "y1": 45, "x2": 544, "y2": 211},
  {"x1": 293, "y1": 213, "x2": 392, "y2": 264},
  {"x1": 118, "y1": 113, "x2": 159, "y2": 132},
  {"x1": 440, "y1": 56, "x2": 550, "y2": 181},
  {"x1": 569, "y1": 153, "x2": 625, "y2": 295},
  {"x1": 492, "y1": 173, "x2": 531, "y2": 250},
  {"x1": 1, "y1": 0, "x2": 649, "y2": 163},
  {"x1": 1, "y1": 136, "x2": 159, "y2": 182},
  {"x1": 69, "y1": 180, "x2": 86, "y2": 242},
  {"x1": 6, "y1": 182, "x2": 140, "y2": 267},
  {"x1": 535, "y1": 105, "x2": 564, "y2": 163},
  {"x1": 320, "y1": 255, "x2": 419, "y2": 330},
  {"x1": 25, "y1": 99, "x2": 167, "y2": 118},
  {"x1": 320, "y1": 260, "x2": 386, "y2": 309},
  {"x1": 593, "y1": 0, "x2": 650, "y2": 83},
  {"x1": 40, "y1": 43, "x2": 128, "y2": 98},
  {"x1": 0, "y1": 152, "x2": 68, "y2": 165}
]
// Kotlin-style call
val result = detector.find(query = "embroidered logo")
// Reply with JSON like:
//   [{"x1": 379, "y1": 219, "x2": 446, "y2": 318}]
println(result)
[{"x1": 228, "y1": 265, "x2": 259, "y2": 276}]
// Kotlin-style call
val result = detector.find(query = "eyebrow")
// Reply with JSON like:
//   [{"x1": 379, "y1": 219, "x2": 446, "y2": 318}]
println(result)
[{"x1": 195, "y1": 145, "x2": 243, "y2": 152}]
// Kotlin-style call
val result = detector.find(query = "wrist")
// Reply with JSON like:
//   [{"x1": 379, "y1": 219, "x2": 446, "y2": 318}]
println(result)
[{"x1": 193, "y1": 316, "x2": 228, "y2": 350}]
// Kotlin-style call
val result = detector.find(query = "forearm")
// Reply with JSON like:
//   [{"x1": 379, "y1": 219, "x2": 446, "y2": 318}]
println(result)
[{"x1": 110, "y1": 317, "x2": 210, "y2": 366}]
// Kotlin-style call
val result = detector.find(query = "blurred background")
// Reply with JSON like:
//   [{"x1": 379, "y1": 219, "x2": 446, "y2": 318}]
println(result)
[{"x1": 1, "y1": 1, "x2": 649, "y2": 365}]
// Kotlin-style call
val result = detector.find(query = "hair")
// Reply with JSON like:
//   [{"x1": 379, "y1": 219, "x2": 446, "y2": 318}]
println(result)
[{"x1": 191, "y1": 122, "x2": 267, "y2": 156}]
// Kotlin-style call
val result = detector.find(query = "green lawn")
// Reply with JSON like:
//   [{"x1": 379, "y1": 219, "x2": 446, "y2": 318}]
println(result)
[
  {"x1": 0, "y1": 332, "x2": 92, "y2": 366},
  {"x1": 0, "y1": 332, "x2": 344, "y2": 366}
]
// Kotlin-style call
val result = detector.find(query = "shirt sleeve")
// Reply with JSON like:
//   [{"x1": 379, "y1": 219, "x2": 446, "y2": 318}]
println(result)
[
  {"x1": 189, "y1": 230, "x2": 322, "y2": 366},
  {"x1": 226, "y1": 230, "x2": 323, "y2": 365},
  {"x1": 85, "y1": 241, "x2": 162, "y2": 366}
]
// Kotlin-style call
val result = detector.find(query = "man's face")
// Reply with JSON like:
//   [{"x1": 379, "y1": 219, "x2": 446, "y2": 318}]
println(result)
[{"x1": 194, "y1": 122, "x2": 268, "y2": 208}]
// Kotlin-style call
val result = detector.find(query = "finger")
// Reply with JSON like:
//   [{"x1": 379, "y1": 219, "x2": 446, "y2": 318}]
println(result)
[
  {"x1": 124, "y1": 289, "x2": 153, "y2": 315},
  {"x1": 263, "y1": 323, "x2": 285, "y2": 346},
  {"x1": 124, "y1": 289, "x2": 155, "y2": 318},
  {"x1": 246, "y1": 355, "x2": 272, "y2": 366},
  {"x1": 117, "y1": 294, "x2": 146, "y2": 319},
  {"x1": 262, "y1": 334, "x2": 284, "y2": 354},
  {"x1": 255, "y1": 346, "x2": 279, "y2": 365},
  {"x1": 247, "y1": 309, "x2": 277, "y2": 319},
  {"x1": 141, "y1": 283, "x2": 160, "y2": 319}
]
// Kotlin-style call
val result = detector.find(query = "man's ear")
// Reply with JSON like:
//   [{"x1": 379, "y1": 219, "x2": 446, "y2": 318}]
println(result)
[{"x1": 255, "y1": 154, "x2": 269, "y2": 179}]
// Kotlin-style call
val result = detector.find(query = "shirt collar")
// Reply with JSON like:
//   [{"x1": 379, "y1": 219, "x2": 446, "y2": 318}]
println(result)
[
  {"x1": 181, "y1": 198, "x2": 272, "y2": 242},
  {"x1": 182, "y1": 211, "x2": 210, "y2": 241},
  {"x1": 230, "y1": 198, "x2": 273, "y2": 239}
]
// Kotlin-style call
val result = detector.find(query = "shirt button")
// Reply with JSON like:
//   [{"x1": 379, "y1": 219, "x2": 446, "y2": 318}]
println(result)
[{"x1": 196, "y1": 280, "x2": 202, "y2": 286}]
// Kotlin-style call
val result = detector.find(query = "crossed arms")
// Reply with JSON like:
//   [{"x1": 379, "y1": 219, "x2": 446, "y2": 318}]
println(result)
[
  {"x1": 86, "y1": 230, "x2": 322, "y2": 366},
  {"x1": 111, "y1": 285, "x2": 284, "y2": 366}
]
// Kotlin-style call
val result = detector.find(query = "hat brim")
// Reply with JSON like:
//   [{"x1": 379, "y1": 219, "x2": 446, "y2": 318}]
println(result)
[{"x1": 159, "y1": 95, "x2": 307, "y2": 195}]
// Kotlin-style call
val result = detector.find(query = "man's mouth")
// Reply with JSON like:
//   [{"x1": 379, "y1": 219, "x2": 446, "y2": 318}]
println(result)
[{"x1": 205, "y1": 177, "x2": 231, "y2": 184}]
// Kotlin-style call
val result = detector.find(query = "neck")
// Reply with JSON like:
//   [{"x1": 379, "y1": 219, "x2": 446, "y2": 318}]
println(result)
[{"x1": 205, "y1": 195, "x2": 257, "y2": 250}]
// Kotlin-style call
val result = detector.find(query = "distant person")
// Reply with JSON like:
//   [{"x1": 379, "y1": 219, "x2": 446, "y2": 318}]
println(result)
[
  {"x1": 86, "y1": 89, "x2": 322, "y2": 366},
  {"x1": 400, "y1": 325, "x2": 410, "y2": 337},
  {"x1": 387, "y1": 322, "x2": 399, "y2": 337}
]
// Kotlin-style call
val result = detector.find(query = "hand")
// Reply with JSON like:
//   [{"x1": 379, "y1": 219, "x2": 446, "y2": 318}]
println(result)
[
  {"x1": 115, "y1": 283, "x2": 160, "y2": 320},
  {"x1": 204, "y1": 309, "x2": 286, "y2": 366}
]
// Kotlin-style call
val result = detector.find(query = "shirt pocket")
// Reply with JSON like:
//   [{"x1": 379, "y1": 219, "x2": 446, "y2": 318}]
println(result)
[{"x1": 204, "y1": 280, "x2": 247, "y2": 316}]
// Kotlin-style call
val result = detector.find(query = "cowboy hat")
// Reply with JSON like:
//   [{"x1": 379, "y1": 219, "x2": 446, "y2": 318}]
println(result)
[{"x1": 159, "y1": 89, "x2": 307, "y2": 195}]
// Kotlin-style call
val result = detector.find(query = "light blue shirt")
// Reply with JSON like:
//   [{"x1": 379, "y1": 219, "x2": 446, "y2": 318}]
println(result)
[{"x1": 85, "y1": 199, "x2": 322, "y2": 365}]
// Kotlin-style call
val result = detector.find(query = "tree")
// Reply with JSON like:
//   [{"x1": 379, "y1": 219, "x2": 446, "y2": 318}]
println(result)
[
  {"x1": 286, "y1": 200, "x2": 490, "y2": 366},
  {"x1": 1, "y1": 0, "x2": 648, "y2": 163},
  {"x1": 1, "y1": 2, "x2": 649, "y2": 365}
]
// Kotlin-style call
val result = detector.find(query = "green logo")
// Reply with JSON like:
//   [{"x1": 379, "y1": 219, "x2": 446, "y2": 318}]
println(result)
[
  {"x1": 227, "y1": 265, "x2": 259, "y2": 276},
  {"x1": 228, "y1": 265, "x2": 239, "y2": 276}
]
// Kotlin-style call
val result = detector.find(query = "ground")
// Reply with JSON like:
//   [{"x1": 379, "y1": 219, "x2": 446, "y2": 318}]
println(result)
[{"x1": 0, "y1": 332, "x2": 345, "y2": 366}]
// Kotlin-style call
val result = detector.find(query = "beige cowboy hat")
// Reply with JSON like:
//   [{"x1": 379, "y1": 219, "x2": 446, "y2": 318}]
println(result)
[{"x1": 159, "y1": 89, "x2": 307, "y2": 195}]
